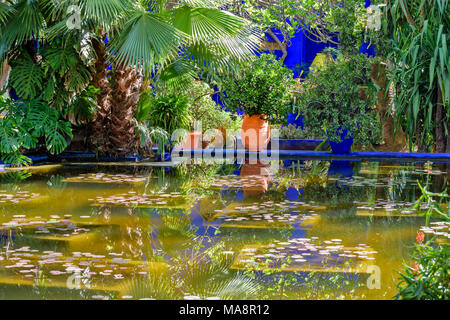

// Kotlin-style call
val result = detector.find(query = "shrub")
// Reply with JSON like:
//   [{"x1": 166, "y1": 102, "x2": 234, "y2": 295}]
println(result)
[
  {"x1": 221, "y1": 54, "x2": 295, "y2": 124},
  {"x1": 278, "y1": 124, "x2": 321, "y2": 140},
  {"x1": 186, "y1": 80, "x2": 242, "y2": 133},
  {"x1": 396, "y1": 184, "x2": 450, "y2": 300},
  {"x1": 0, "y1": 98, "x2": 72, "y2": 166},
  {"x1": 396, "y1": 241, "x2": 449, "y2": 300},
  {"x1": 139, "y1": 92, "x2": 191, "y2": 134},
  {"x1": 294, "y1": 51, "x2": 382, "y2": 148}
]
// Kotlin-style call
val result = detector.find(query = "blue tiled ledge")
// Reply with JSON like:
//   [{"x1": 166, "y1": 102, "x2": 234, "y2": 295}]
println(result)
[
  {"x1": 0, "y1": 152, "x2": 142, "y2": 167},
  {"x1": 170, "y1": 148, "x2": 450, "y2": 163},
  {"x1": 54, "y1": 152, "x2": 142, "y2": 162},
  {"x1": 237, "y1": 138, "x2": 327, "y2": 151},
  {"x1": 2, "y1": 149, "x2": 450, "y2": 168}
]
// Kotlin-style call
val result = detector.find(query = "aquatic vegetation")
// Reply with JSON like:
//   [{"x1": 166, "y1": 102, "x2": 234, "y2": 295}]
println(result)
[
  {"x1": 92, "y1": 192, "x2": 190, "y2": 209},
  {"x1": 0, "y1": 190, "x2": 40, "y2": 205},
  {"x1": 232, "y1": 238, "x2": 377, "y2": 274},
  {"x1": 63, "y1": 173, "x2": 148, "y2": 185}
]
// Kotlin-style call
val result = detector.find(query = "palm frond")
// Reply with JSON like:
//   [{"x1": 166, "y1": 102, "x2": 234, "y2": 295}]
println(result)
[
  {"x1": 108, "y1": 8, "x2": 187, "y2": 75},
  {"x1": 0, "y1": 0, "x2": 46, "y2": 48},
  {"x1": 120, "y1": 275, "x2": 181, "y2": 300},
  {"x1": 80, "y1": 0, "x2": 134, "y2": 27},
  {"x1": 157, "y1": 59, "x2": 198, "y2": 92},
  {"x1": 205, "y1": 274, "x2": 260, "y2": 300},
  {"x1": 172, "y1": 5, "x2": 260, "y2": 75},
  {"x1": 172, "y1": 5, "x2": 246, "y2": 43},
  {"x1": 0, "y1": 1, "x2": 15, "y2": 25}
]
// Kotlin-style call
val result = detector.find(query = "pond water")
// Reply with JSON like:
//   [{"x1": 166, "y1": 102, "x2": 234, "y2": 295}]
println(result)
[{"x1": 0, "y1": 159, "x2": 448, "y2": 300}]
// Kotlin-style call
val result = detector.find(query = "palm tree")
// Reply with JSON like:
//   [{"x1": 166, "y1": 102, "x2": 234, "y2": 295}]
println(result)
[{"x1": 0, "y1": 0, "x2": 259, "y2": 157}]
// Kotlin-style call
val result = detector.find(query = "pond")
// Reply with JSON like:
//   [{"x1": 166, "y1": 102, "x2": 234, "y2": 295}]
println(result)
[{"x1": 0, "y1": 159, "x2": 448, "y2": 300}]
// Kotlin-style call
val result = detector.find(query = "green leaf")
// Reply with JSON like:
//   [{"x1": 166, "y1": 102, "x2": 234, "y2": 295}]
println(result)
[
  {"x1": 109, "y1": 9, "x2": 187, "y2": 75},
  {"x1": 9, "y1": 54, "x2": 45, "y2": 100}
]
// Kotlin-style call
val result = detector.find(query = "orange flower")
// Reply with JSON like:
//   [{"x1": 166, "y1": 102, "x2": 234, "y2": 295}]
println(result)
[
  {"x1": 412, "y1": 262, "x2": 420, "y2": 276},
  {"x1": 416, "y1": 232, "x2": 425, "y2": 244}
]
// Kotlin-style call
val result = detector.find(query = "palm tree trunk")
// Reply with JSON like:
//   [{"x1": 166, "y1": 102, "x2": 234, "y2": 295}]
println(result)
[
  {"x1": 107, "y1": 64, "x2": 142, "y2": 156},
  {"x1": 89, "y1": 38, "x2": 142, "y2": 157},
  {"x1": 89, "y1": 37, "x2": 112, "y2": 153},
  {"x1": 0, "y1": 59, "x2": 10, "y2": 89}
]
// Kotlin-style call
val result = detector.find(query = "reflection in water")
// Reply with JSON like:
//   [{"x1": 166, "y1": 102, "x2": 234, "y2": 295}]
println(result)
[
  {"x1": 0, "y1": 161, "x2": 447, "y2": 299},
  {"x1": 328, "y1": 161, "x2": 354, "y2": 179},
  {"x1": 240, "y1": 160, "x2": 271, "y2": 198}
]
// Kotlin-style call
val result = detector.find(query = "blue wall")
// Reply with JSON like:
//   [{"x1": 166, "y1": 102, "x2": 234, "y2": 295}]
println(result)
[{"x1": 215, "y1": 1, "x2": 376, "y2": 127}]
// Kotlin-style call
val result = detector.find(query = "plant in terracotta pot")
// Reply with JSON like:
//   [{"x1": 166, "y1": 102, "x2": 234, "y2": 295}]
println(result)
[
  {"x1": 294, "y1": 51, "x2": 382, "y2": 153},
  {"x1": 222, "y1": 54, "x2": 295, "y2": 151}
]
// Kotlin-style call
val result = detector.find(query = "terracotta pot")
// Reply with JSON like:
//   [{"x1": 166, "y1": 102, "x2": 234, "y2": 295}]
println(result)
[{"x1": 241, "y1": 114, "x2": 270, "y2": 151}]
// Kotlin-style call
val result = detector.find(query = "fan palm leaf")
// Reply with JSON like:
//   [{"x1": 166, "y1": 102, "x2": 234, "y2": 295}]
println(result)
[
  {"x1": 0, "y1": 1, "x2": 14, "y2": 25},
  {"x1": 0, "y1": 0, "x2": 46, "y2": 58},
  {"x1": 108, "y1": 8, "x2": 188, "y2": 75}
]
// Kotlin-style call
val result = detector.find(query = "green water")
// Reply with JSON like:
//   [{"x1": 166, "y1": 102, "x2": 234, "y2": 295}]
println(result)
[{"x1": 0, "y1": 160, "x2": 448, "y2": 300}]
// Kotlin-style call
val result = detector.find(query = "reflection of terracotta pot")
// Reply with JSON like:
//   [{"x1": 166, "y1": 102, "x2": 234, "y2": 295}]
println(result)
[
  {"x1": 177, "y1": 131, "x2": 202, "y2": 149},
  {"x1": 240, "y1": 160, "x2": 271, "y2": 198},
  {"x1": 241, "y1": 115, "x2": 270, "y2": 151}
]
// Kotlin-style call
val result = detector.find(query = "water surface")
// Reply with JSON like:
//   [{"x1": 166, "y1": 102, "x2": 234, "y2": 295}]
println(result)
[{"x1": 0, "y1": 160, "x2": 448, "y2": 300}]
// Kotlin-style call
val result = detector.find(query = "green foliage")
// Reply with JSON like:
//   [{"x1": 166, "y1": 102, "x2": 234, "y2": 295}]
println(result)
[
  {"x1": 396, "y1": 241, "x2": 449, "y2": 300},
  {"x1": 0, "y1": 35, "x2": 94, "y2": 165},
  {"x1": 414, "y1": 182, "x2": 450, "y2": 225},
  {"x1": 8, "y1": 53, "x2": 44, "y2": 100},
  {"x1": 0, "y1": 0, "x2": 259, "y2": 162},
  {"x1": 278, "y1": 124, "x2": 320, "y2": 140},
  {"x1": 234, "y1": 0, "x2": 368, "y2": 54},
  {"x1": 186, "y1": 80, "x2": 242, "y2": 133},
  {"x1": 68, "y1": 86, "x2": 99, "y2": 125},
  {"x1": 135, "y1": 80, "x2": 241, "y2": 156},
  {"x1": 0, "y1": 98, "x2": 72, "y2": 166},
  {"x1": 294, "y1": 52, "x2": 382, "y2": 147},
  {"x1": 141, "y1": 92, "x2": 192, "y2": 134},
  {"x1": 368, "y1": 0, "x2": 450, "y2": 151},
  {"x1": 7, "y1": 40, "x2": 92, "y2": 106},
  {"x1": 222, "y1": 54, "x2": 295, "y2": 124},
  {"x1": 396, "y1": 183, "x2": 449, "y2": 300}
]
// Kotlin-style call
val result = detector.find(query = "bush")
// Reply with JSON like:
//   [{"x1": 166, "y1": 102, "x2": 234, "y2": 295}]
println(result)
[
  {"x1": 278, "y1": 124, "x2": 322, "y2": 140},
  {"x1": 294, "y1": 51, "x2": 382, "y2": 148},
  {"x1": 0, "y1": 98, "x2": 72, "y2": 166},
  {"x1": 396, "y1": 184, "x2": 450, "y2": 300},
  {"x1": 222, "y1": 54, "x2": 295, "y2": 124},
  {"x1": 396, "y1": 241, "x2": 449, "y2": 300},
  {"x1": 138, "y1": 92, "x2": 191, "y2": 134},
  {"x1": 186, "y1": 80, "x2": 242, "y2": 133}
]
